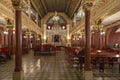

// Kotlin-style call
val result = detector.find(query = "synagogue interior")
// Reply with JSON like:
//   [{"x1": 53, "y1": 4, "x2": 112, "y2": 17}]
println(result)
[{"x1": 0, "y1": 0, "x2": 120, "y2": 80}]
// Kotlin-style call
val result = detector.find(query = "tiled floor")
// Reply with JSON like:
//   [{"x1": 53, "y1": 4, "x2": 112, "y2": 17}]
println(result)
[{"x1": 0, "y1": 50, "x2": 120, "y2": 80}]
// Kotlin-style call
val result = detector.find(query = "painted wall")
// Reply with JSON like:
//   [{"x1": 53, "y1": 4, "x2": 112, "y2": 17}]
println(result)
[{"x1": 107, "y1": 26, "x2": 120, "y2": 48}]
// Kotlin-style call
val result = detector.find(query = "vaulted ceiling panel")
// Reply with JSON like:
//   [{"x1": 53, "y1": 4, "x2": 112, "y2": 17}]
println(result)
[{"x1": 32, "y1": 0, "x2": 81, "y2": 18}]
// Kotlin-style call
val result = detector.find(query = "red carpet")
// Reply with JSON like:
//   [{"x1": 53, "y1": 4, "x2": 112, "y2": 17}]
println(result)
[{"x1": 55, "y1": 47, "x2": 61, "y2": 51}]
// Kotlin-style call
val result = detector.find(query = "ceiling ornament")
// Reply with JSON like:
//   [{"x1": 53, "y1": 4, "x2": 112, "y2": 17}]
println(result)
[
  {"x1": 83, "y1": 0, "x2": 94, "y2": 11},
  {"x1": 11, "y1": 0, "x2": 24, "y2": 10}
]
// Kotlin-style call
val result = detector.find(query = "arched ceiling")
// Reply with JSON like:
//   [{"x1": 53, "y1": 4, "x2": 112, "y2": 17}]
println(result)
[
  {"x1": 102, "y1": 11, "x2": 120, "y2": 26},
  {"x1": 31, "y1": 0, "x2": 82, "y2": 18}
]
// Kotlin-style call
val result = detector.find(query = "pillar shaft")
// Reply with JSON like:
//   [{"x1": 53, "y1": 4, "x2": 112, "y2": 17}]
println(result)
[
  {"x1": 8, "y1": 29, "x2": 12, "y2": 58},
  {"x1": 0, "y1": 28, "x2": 3, "y2": 48},
  {"x1": 15, "y1": 10, "x2": 22, "y2": 71},
  {"x1": 83, "y1": 2, "x2": 93, "y2": 80},
  {"x1": 84, "y1": 10, "x2": 91, "y2": 71},
  {"x1": 43, "y1": 24, "x2": 46, "y2": 44},
  {"x1": 27, "y1": 34, "x2": 30, "y2": 50},
  {"x1": 67, "y1": 24, "x2": 70, "y2": 46}
]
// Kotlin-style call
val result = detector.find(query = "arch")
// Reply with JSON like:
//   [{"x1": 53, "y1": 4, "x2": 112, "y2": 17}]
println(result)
[
  {"x1": 46, "y1": 15, "x2": 67, "y2": 24},
  {"x1": 107, "y1": 25, "x2": 120, "y2": 48},
  {"x1": 42, "y1": 12, "x2": 72, "y2": 26}
]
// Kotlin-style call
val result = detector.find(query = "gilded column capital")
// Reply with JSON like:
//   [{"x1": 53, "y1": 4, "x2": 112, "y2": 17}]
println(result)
[
  {"x1": 93, "y1": 20, "x2": 103, "y2": 31},
  {"x1": 25, "y1": 29, "x2": 31, "y2": 35},
  {"x1": 83, "y1": 2, "x2": 93, "y2": 11},
  {"x1": 6, "y1": 19, "x2": 14, "y2": 29},
  {"x1": 11, "y1": 0, "x2": 23, "y2": 10},
  {"x1": 96, "y1": 19, "x2": 102, "y2": 25}
]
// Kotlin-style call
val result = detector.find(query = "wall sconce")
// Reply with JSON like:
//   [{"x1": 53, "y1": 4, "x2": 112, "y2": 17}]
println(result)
[
  {"x1": 62, "y1": 26, "x2": 65, "y2": 29},
  {"x1": 76, "y1": 38, "x2": 79, "y2": 40},
  {"x1": 48, "y1": 26, "x2": 51, "y2": 29},
  {"x1": 37, "y1": 38, "x2": 40, "y2": 40},
  {"x1": 116, "y1": 54, "x2": 119, "y2": 57},
  {"x1": 100, "y1": 31, "x2": 105, "y2": 35},
  {"x1": 67, "y1": 36, "x2": 70, "y2": 40},
  {"x1": 24, "y1": 36, "x2": 27, "y2": 38},
  {"x1": 3, "y1": 31, "x2": 8, "y2": 34},
  {"x1": 44, "y1": 35, "x2": 46, "y2": 40},
  {"x1": 30, "y1": 35, "x2": 33, "y2": 38},
  {"x1": 79, "y1": 35, "x2": 82, "y2": 38},
  {"x1": 73, "y1": 38, "x2": 75, "y2": 40},
  {"x1": 13, "y1": 31, "x2": 15, "y2": 34}
]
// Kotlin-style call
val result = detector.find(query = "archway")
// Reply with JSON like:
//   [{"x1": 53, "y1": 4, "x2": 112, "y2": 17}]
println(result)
[{"x1": 46, "y1": 15, "x2": 67, "y2": 46}]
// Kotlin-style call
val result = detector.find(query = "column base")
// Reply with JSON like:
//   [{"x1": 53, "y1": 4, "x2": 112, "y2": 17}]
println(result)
[
  {"x1": 84, "y1": 71, "x2": 93, "y2": 80},
  {"x1": 13, "y1": 70, "x2": 24, "y2": 80},
  {"x1": 11, "y1": 55, "x2": 15, "y2": 60}
]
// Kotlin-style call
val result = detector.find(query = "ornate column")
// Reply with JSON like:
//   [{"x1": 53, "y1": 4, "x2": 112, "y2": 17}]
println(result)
[
  {"x1": 43, "y1": 24, "x2": 47, "y2": 44},
  {"x1": 6, "y1": 19, "x2": 13, "y2": 59},
  {"x1": 91, "y1": 30, "x2": 94, "y2": 48},
  {"x1": 93, "y1": 19, "x2": 102, "y2": 50},
  {"x1": 12, "y1": 29, "x2": 16, "y2": 58},
  {"x1": 0, "y1": 27, "x2": 4, "y2": 48},
  {"x1": 81, "y1": 30, "x2": 85, "y2": 47},
  {"x1": 11, "y1": 0, "x2": 24, "y2": 80},
  {"x1": 99, "y1": 25, "x2": 104, "y2": 49},
  {"x1": 100, "y1": 28, "x2": 106, "y2": 49},
  {"x1": 27, "y1": 0, "x2": 31, "y2": 18},
  {"x1": 36, "y1": 13, "x2": 38, "y2": 25},
  {"x1": 73, "y1": 13, "x2": 77, "y2": 26},
  {"x1": 66, "y1": 24, "x2": 71, "y2": 46},
  {"x1": 83, "y1": 1, "x2": 93, "y2": 80},
  {"x1": 25, "y1": 29, "x2": 31, "y2": 51},
  {"x1": 3, "y1": 30, "x2": 8, "y2": 47},
  {"x1": 40, "y1": 35, "x2": 42, "y2": 46},
  {"x1": 33, "y1": 33, "x2": 36, "y2": 49},
  {"x1": 36, "y1": 34, "x2": 39, "y2": 45}
]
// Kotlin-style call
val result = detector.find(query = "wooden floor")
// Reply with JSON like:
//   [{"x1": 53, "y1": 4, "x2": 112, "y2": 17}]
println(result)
[{"x1": 0, "y1": 50, "x2": 120, "y2": 80}]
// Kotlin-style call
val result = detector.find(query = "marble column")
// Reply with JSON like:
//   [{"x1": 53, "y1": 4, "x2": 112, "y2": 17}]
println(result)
[
  {"x1": 81, "y1": 33, "x2": 84, "y2": 47},
  {"x1": 11, "y1": 0, "x2": 24, "y2": 80},
  {"x1": 73, "y1": 13, "x2": 77, "y2": 26},
  {"x1": 94, "y1": 20, "x2": 103, "y2": 50},
  {"x1": 8, "y1": 28, "x2": 13, "y2": 59},
  {"x1": 25, "y1": 29, "x2": 31, "y2": 51},
  {"x1": 83, "y1": 2, "x2": 93, "y2": 80},
  {"x1": 36, "y1": 13, "x2": 38, "y2": 25},
  {"x1": 43, "y1": 24, "x2": 47, "y2": 44},
  {"x1": 40, "y1": 35, "x2": 42, "y2": 46},
  {"x1": 33, "y1": 34, "x2": 36, "y2": 49},
  {"x1": 12, "y1": 29, "x2": 16, "y2": 59},
  {"x1": 6, "y1": 19, "x2": 13, "y2": 58},
  {"x1": 66, "y1": 24, "x2": 71, "y2": 46},
  {"x1": 28, "y1": 0, "x2": 31, "y2": 18},
  {"x1": 3, "y1": 30, "x2": 7, "y2": 47},
  {"x1": 0, "y1": 27, "x2": 3, "y2": 48},
  {"x1": 94, "y1": 28, "x2": 100, "y2": 49}
]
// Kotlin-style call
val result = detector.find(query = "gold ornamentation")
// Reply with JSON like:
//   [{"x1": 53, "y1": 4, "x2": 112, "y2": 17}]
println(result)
[
  {"x1": 6, "y1": 19, "x2": 13, "y2": 28},
  {"x1": 25, "y1": 29, "x2": 31, "y2": 35},
  {"x1": 83, "y1": 2, "x2": 93, "y2": 11},
  {"x1": 11, "y1": 0, "x2": 23, "y2": 10}
]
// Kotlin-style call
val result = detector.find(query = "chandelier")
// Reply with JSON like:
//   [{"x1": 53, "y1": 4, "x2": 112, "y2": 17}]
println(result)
[{"x1": 52, "y1": 11, "x2": 60, "y2": 22}]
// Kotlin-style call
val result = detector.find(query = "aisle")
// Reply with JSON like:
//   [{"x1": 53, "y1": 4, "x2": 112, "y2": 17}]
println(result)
[
  {"x1": 23, "y1": 50, "x2": 82, "y2": 80},
  {"x1": 0, "y1": 50, "x2": 120, "y2": 80}
]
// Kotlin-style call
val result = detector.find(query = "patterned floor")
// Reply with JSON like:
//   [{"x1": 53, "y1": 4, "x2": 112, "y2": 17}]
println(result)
[{"x1": 0, "y1": 50, "x2": 120, "y2": 80}]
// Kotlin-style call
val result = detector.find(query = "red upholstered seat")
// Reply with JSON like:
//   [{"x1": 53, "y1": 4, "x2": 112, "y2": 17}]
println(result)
[{"x1": 0, "y1": 47, "x2": 9, "y2": 59}]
